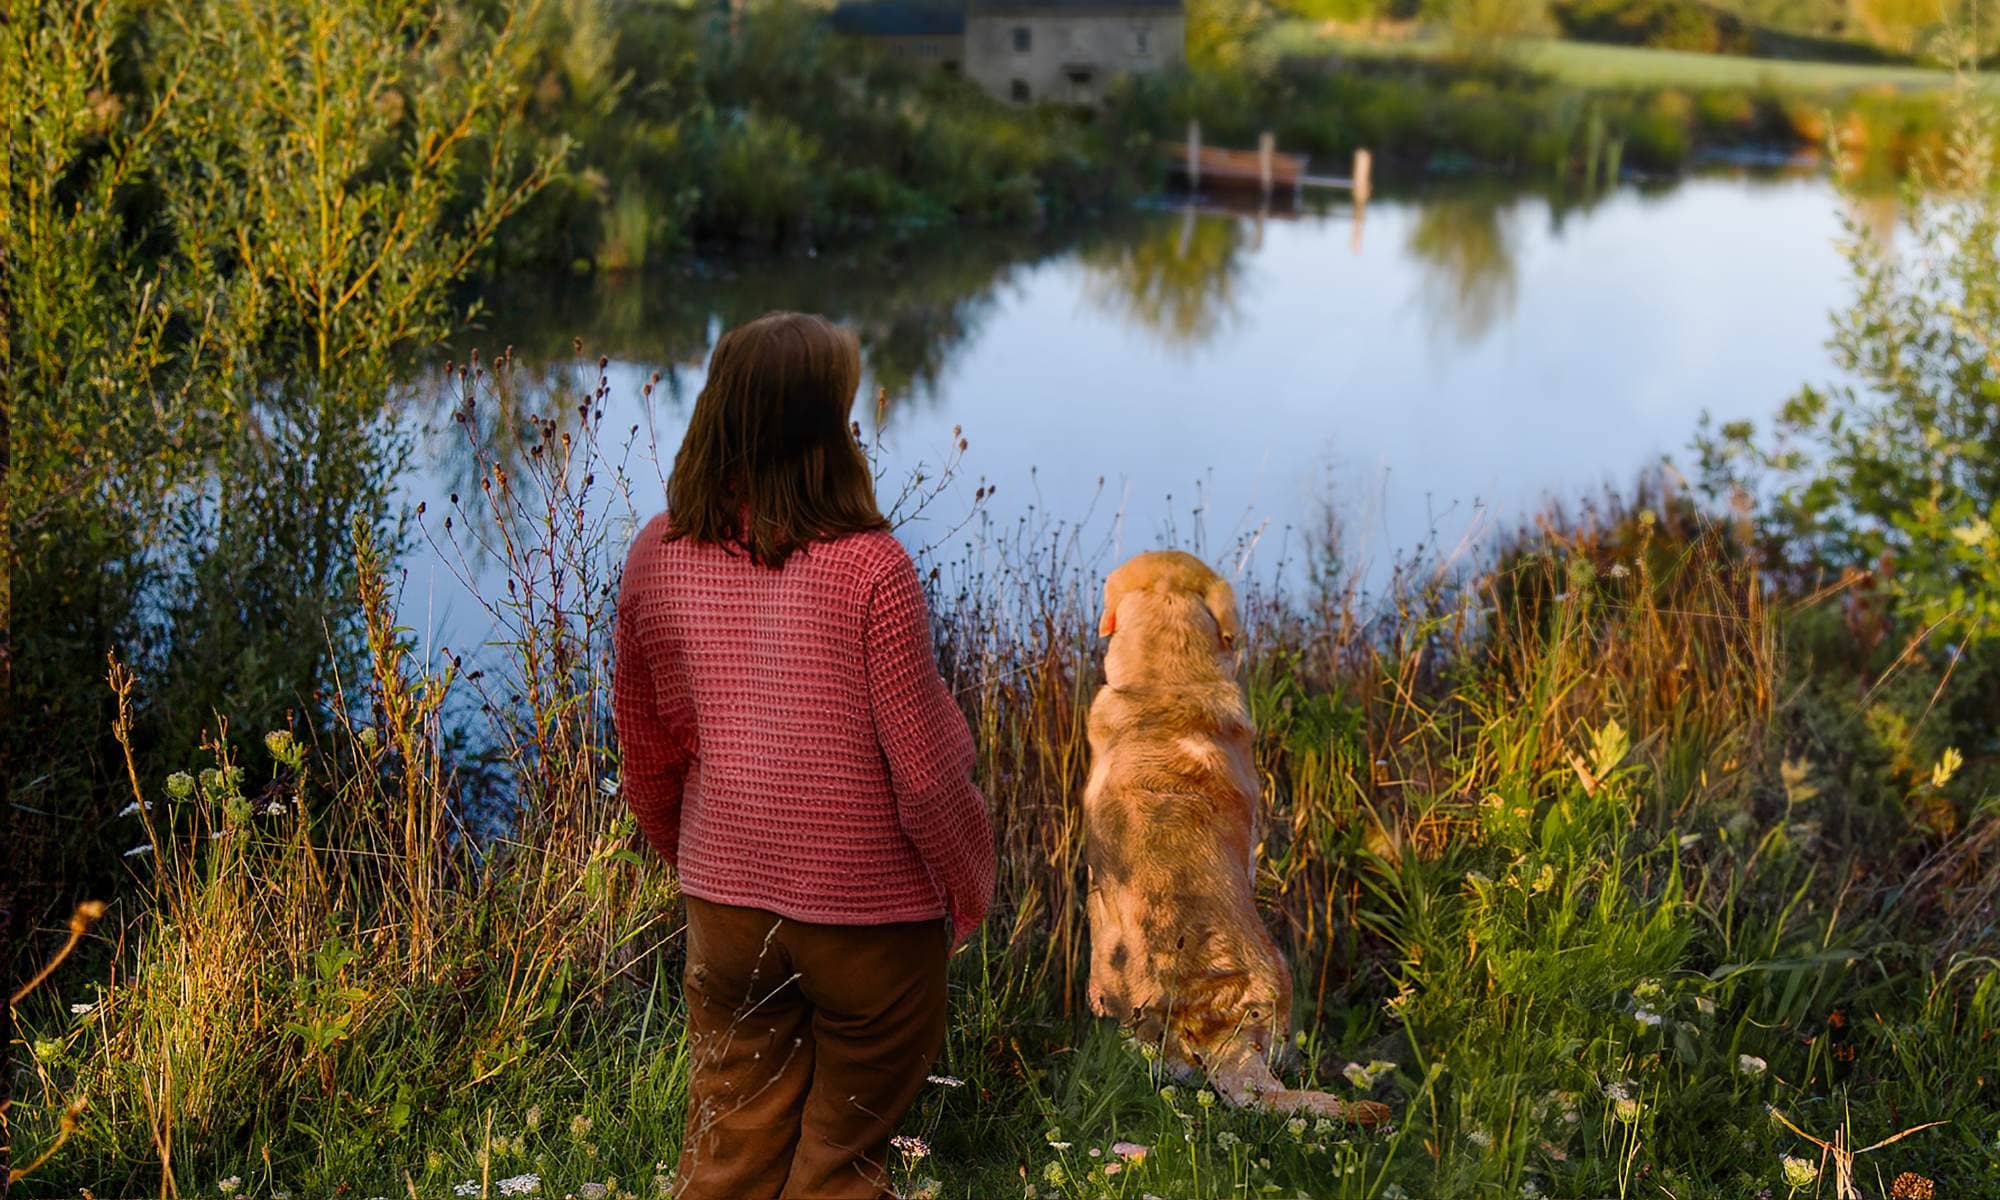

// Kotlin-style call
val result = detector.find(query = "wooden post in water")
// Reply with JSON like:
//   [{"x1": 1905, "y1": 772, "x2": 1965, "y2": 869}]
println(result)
[
  {"x1": 1257, "y1": 131, "x2": 1275, "y2": 201},
  {"x1": 1352, "y1": 148, "x2": 1373, "y2": 205},
  {"x1": 1186, "y1": 119, "x2": 1201, "y2": 191}
]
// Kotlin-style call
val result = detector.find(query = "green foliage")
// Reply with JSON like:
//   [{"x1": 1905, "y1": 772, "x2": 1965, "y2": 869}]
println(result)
[
  {"x1": 1697, "y1": 89, "x2": 2000, "y2": 646},
  {"x1": 1554, "y1": 0, "x2": 1756, "y2": 53},
  {"x1": 3, "y1": 0, "x2": 562, "y2": 937}
]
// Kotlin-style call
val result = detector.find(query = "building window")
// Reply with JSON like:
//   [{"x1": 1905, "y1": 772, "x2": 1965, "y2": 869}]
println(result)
[
  {"x1": 1010, "y1": 78, "x2": 1030, "y2": 103},
  {"x1": 1135, "y1": 28, "x2": 1150, "y2": 54},
  {"x1": 1012, "y1": 25, "x2": 1031, "y2": 52}
]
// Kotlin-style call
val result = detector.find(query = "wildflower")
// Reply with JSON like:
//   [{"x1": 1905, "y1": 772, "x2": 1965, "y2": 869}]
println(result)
[
  {"x1": 359, "y1": 727, "x2": 379, "y2": 751},
  {"x1": 200, "y1": 767, "x2": 225, "y2": 794},
  {"x1": 1343, "y1": 1060, "x2": 1396, "y2": 1089},
  {"x1": 1466, "y1": 1127, "x2": 1493, "y2": 1150},
  {"x1": 907, "y1": 1180, "x2": 943, "y2": 1200},
  {"x1": 1042, "y1": 1161, "x2": 1066, "y2": 1185},
  {"x1": 525, "y1": 1103, "x2": 543, "y2": 1132},
  {"x1": 1889, "y1": 1173, "x2": 1936, "y2": 1200},
  {"x1": 31, "y1": 1039, "x2": 61, "y2": 1062},
  {"x1": 1779, "y1": 1155, "x2": 1818, "y2": 1189},
  {"x1": 1158, "y1": 1085, "x2": 1177, "y2": 1103},
  {"x1": 1520, "y1": 1179, "x2": 1544, "y2": 1199},
  {"x1": 1285, "y1": 1117, "x2": 1308, "y2": 1139},
  {"x1": 1104, "y1": 1162, "x2": 1122, "y2": 1176},
  {"x1": 579, "y1": 1186, "x2": 609, "y2": 1200},
  {"x1": 1634, "y1": 1008, "x2": 1662, "y2": 1027},
  {"x1": 70, "y1": 1002, "x2": 95, "y2": 1015},
  {"x1": 1215, "y1": 1131, "x2": 1240, "y2": 1149},
  {"x1": 118, "y1": 801, "x2": 152, "y2": 817},
  {"x1": 496, "y1": 1174, "x2": 541, "y2": 1196},
  {"x1": 264, "y1": 730, "x2": 296, "y2": 761},
  {"x1": 261, "y1": 799, "x2": 288, "y2": 817},
  {"x1": 453, "y1": 1182, "x2": 480, "y2": 1198},
  {"x1": 1139, "y1": 1041, "x2": 1159, "y2": 1061},
  {"x1": 1603, "y1": 1081, "x2": 1632, "y2": 1102},
  {"x1": 570, "y1": 1114, "x2": 593, "y2": 1139},
  {"x1": 1614, "y1": 1097, "x2": 1643, "y2": 1123},
  {"x1": 1380, "y1": 1187, "x2": 1411, "y2": 1200},
  {"x1": 1738, "y1": 1054, "x2": 1767, "y2": 1076},
  {"x1": 1112, "y1": 1142, "x2": 1148, "y2": 1162},
  {"x1": 1195, "y1": 1089, "x2": 1216, "y2": 1108},
  {"x1": 123, "y1": 844, "x2": 153, "y2": 858},
  {"x1": 1608, "y1": 563, "x2": 1631, "y2": 579},
  {"x1": 1046, "y1": 1140, "x2": 1071, "y2": 1151},
  {"x1": 167, "y1": 771, "x2": 196, "y2": 800},
  {"x1": 218, "y1": 1179, "x2": 242, "y2": 1196},
  {"x1": 926, "y1": 1074, "x2": 964, "y2": 1087}
]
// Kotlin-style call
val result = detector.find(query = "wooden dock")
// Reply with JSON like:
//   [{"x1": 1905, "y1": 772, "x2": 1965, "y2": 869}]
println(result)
[{"x1": 1159, "y1": 122, "x2": 1372, "y2": 207}]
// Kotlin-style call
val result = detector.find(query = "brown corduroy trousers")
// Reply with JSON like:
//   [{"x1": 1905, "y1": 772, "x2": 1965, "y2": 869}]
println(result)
[{"x1": 673, "y1": 896, "x2": 950, "y2": 1200}]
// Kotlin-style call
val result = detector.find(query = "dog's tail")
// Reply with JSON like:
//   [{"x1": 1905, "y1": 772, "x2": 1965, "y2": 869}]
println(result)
[{"x1": 1205, "y1": 1041, "x2": 1392, "y2": 1126}]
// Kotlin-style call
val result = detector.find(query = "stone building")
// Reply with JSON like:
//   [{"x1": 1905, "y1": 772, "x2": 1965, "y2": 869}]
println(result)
[
  {"x1": 830, "y1": 0, "x2": 1183, "y2": 106},
  {"x1": 964, "y1": 0, "x2": 1183, "y2": 107}
]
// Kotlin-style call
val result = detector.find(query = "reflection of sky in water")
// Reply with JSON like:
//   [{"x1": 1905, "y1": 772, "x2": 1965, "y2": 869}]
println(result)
[{"x1": 405, "y1": 173, "x2": 1855, "y2": 653}]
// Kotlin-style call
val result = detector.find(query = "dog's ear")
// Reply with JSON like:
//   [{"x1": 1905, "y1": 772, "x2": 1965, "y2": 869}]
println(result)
[
  {"x1": 1098, "y1": 576, "x2": 1122, "y2": 638},
  {"x1": 1204, "y1": 576, "x2": 1243, "y2": 651}
]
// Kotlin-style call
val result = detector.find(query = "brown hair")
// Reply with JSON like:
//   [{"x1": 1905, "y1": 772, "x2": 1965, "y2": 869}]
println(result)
[{"x1": 665, "y1": 311, "x2": 887, "y2": 567}]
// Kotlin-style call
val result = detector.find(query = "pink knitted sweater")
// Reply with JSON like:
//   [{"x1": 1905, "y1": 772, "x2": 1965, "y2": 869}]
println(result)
[{"x1": 612, "y1": 514, "x2": 994, "y2": 943}]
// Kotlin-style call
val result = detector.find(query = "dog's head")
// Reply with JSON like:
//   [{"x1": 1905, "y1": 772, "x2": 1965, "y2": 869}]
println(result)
[{"x1": 1098, "y1": 550, "x2": 1243, "y2": 684}]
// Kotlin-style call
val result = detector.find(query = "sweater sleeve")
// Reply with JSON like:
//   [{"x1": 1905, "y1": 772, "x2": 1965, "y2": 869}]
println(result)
[
  {"x1": 613, "y1": 526, "x2": 693, "y2": 866},
  {"x1": 864, "y1": 544, "x2": 995, "y2": 946}
]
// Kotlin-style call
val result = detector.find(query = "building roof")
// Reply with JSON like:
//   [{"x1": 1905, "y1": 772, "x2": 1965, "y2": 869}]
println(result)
[
  {"x1": 830, "y1": 0, "x2": 1181, "y2": 34},
  {"x1": 969, "y1": 0, "x2": 1182, "y2": 12},
  {"x1": 829, "y1": 0, "x2": 964, "y2": 36}
]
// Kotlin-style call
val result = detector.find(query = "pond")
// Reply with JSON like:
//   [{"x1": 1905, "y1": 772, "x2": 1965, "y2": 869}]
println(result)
[{"x1": 408, "y1": 169, "x2": 1876, "y2": 650}]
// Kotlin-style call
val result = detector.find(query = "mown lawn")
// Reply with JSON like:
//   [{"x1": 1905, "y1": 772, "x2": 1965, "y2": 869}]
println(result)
[{"x1": 1268, "y1": 25, "x2": 2000, "y2": 93}]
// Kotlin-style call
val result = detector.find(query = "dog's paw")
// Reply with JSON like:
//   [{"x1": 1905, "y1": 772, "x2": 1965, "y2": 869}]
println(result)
[{"x1": 1285, "y1": 1091, "x2": 1392, "y2": 1126}]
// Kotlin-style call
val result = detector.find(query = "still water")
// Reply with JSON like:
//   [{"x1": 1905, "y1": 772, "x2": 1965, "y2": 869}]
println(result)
[{"x1": 409, "y1": 171, "x2": 1871, "y2": 648}]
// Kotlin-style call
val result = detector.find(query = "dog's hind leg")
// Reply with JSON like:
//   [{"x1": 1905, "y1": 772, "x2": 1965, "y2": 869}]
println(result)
[{"x1": 1204, "y1": 1041, "x2": 1392, "y2": 1127}]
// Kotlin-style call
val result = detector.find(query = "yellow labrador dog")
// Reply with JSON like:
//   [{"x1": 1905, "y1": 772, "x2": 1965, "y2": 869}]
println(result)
[{"x1": 1085, "y1": 551, "x2": 1388, "y2": 1124}]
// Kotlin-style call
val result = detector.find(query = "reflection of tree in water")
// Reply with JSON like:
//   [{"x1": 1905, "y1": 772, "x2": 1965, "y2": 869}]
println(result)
[
  {"x1": 1406, "y1": 193, "x2": 1521, "y2": 346},
  {"x1": 1078, "y1": 211, "x2": 1246, "y2": 350},
  {"x1": 443, "y1": 226, "x2": 1062, "y2": 426}
]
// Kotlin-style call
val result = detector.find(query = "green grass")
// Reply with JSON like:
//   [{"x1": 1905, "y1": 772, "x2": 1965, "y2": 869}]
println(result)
[
  {"x1": 12, "y1": 397, "x2": 2000, "y2": 1198},
  {"x1": 1269, "y1": 25, "x2": 2000, "y2": 92}
]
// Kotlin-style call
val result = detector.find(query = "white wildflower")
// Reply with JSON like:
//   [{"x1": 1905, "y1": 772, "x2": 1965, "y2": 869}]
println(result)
[
  {"x1": 598, "y1": 776, "x2": 620, "y2": 797},
  {"x1": 1046, "y1": 1141, "x2": 1071, "y2": 1151},
  {"x1": 1739, "y1": 1054, "x2": 1768, "y2": 1076},
  {"x1": 926, "y1": 1074, "x2": 964, "y2": 1087},
  {"x1": 891, "y1": 1134, "x2": 932, "y2": 1160},
  {"x1": 1215, "y1": 1131, "x2": 1239, "y2": 1149},
  {"x1": 1634, "y1": 1007, "x2": 1663, "y2": 1027},
  {"x1": 1285, "y1": 1117, "x2": 1307, "y2": 1139},
  {"x1": 118, "y1": 801, "x2": 152, "y2": 817},
  {"x1": 495, "y1": 1173, "x2": 540, "y2": 1196},
  {"x1": 216, "y1": 1178, "x2": 241, "y2": 1197},
  {"x1": 1780, "y1": 1155, "x2": 1819, "y2": 1188},
  {"x1": 1466, "y1": 1127, "x2": 1493, "y2": 1150},
  {"x1": 453, "y1": 1182, "x2": 479, "y2": 1198},
  {"x1": 70, "y1": 1002, "x2": 95, "y2": 1015},
  {"x1": 1380, "y1": 1187, "x2": 1411, "y2": 1200},
  {"x1": 578, "y1": 1186, "x2": 608, "y2": 1200}
]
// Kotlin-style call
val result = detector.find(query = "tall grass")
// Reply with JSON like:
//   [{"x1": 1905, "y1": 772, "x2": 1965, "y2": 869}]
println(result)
[{"x1": 12, "y1": 359, "x2": 1998, "y2": 1198}]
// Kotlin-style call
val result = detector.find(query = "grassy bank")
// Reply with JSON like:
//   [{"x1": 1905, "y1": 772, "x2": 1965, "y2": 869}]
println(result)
[{"x1": 11, "y1": 382, "x2": 2000, "y2": 1197}]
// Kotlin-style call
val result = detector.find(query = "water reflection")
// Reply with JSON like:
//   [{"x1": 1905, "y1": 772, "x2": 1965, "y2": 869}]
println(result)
[
  {"x1": 1404, "y1": 191, "x2": 1520, "y2": 345},
  {"x1": 1078, "y1": 209, "x2": 1248, "y2": 350}
]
